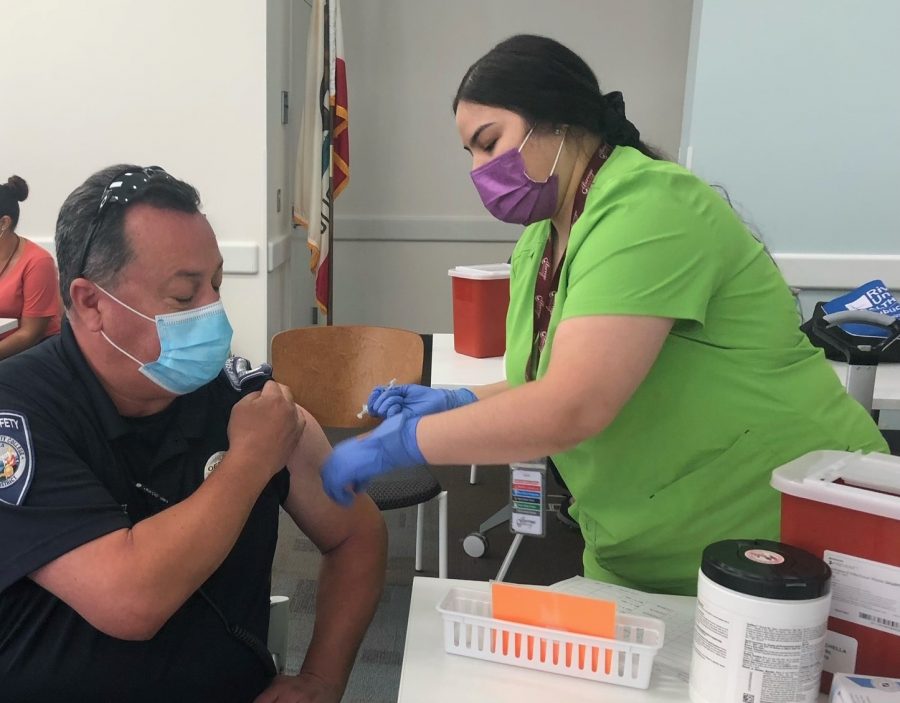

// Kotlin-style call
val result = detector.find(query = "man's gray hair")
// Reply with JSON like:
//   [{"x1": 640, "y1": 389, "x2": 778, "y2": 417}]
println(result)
[{"x1": 55, "y1": 164, "x2": 201, "y2": 308}]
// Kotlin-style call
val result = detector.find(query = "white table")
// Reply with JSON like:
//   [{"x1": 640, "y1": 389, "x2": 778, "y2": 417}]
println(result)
[
  {"x1": 429, "y1": 334, "x2": 505, "y2": 485},
  {"x1": 827, "y1": 360, "x2": 900, "y2": 411},
  {"x1": 827, "y1": 360, "x2": 900, "y2": 429},
  {"x1": 398, "y1": 577, "x2": 829, "y2": 703},
  {"x1": 430, "y1": 333, "x2": 505, "y2": 390},
  {"x1": 0, "y1": 318, "x2": 18, "y2": 335}
]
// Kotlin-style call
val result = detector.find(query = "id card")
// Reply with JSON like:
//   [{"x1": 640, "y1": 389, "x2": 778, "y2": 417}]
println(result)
[{"x1": 509, "y1": 459, "x2": 547, "y2": 537}]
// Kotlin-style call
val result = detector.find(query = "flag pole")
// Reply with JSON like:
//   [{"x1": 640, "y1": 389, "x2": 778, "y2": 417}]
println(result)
[
  {"x1": 327, "y1": 102, "x2": 335, "y2": 326},
  {"x1": 326, "y1": 0, "x2": 335, "y2": 326}
]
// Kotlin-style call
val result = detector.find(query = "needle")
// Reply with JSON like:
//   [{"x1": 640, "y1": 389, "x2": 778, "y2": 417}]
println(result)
[{"x1": 357, "y1": 378, "x2": 397, "y2": 419}]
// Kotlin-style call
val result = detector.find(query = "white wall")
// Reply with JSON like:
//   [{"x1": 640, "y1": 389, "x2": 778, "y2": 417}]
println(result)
[
  {"x1": 3, "y1": 0, "x2": 270, "y2": 361},
  {"x1": 287, "y1": 0, "x2": 317, "y2": 329},
  {"x1": 326, "y1": 0, "x2": 694, "y2": 331},
  {"x1": 682, "y1": 0, "x2": 900, "y2": 295},
  {"x1": 267, "y1": 0, "x2": 295, "y2": 353},
  {"x1": 4, "y1": 1, "x2": 695, "y2": 346}
]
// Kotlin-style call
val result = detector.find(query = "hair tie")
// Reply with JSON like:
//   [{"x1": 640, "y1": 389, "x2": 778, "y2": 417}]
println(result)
[
  {"x1": 602, "y1": 90, "x2": 641, "y2": 146},
  {"x1": 604, "y1": 91, "x2": 626, "y2": 118}
]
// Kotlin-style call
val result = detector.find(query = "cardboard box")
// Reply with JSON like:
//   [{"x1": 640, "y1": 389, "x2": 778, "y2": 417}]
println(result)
[{"x1": 831, "y1": 673, "x2": 900, "y2": 702}]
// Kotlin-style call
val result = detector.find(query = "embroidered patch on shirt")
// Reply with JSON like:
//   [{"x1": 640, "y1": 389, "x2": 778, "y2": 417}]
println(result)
[{"x1": 0, "y1": 411, "x2": 35, "y2": 506}]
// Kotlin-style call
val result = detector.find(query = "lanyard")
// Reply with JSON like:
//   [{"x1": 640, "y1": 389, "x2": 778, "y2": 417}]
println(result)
[
  {"x1": 527, "y1": 144, "x2": 613, "y2": 380},
  {"x1": 134, "y1": 481, "x2": 277, "y2": 677}
]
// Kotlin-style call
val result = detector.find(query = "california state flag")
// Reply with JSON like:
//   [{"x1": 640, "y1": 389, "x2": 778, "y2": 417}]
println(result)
[{"x1": 293, "y1": 0, "x2": 349, "y2": 315}]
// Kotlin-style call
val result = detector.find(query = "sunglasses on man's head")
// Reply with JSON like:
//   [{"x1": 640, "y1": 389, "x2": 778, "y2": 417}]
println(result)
[{"x1": 76, "y1": 166, "x2": 174, "y2": 278}]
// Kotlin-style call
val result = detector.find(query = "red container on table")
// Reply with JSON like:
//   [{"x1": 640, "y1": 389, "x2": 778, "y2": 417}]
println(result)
[
  {"x1": 448, "y1": 264, "x2": 510, "y2": 358},
  {"x1": 771, "y1": 450, "x2": 900, "y2": 690}
]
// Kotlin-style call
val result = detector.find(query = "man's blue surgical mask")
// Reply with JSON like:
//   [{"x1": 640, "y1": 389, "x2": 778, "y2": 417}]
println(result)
[{"x1": 96, "y1": 284, "x2": 233, "y2": 395}]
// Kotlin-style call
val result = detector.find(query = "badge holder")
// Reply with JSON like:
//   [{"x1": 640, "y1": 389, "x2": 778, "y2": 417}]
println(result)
[
  {"x1": 224, "y1": 356, "x2": 273, "y2": 395},
  {"x1": 510, "y1": 459, "x2": 547, "y2": 537},
  {"x1": 494, "y1": 459, "x2": 547, "y2": 582}
]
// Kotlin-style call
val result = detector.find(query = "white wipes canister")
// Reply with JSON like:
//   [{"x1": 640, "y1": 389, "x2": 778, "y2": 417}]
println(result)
[{"x1": 689, "y1": 539, "x2": 832, "y2": 703}]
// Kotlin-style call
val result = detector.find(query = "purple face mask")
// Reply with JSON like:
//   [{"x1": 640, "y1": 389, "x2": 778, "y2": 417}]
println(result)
[{"x1": 470, "y1": 127, "x2": 566, "y2": 225}]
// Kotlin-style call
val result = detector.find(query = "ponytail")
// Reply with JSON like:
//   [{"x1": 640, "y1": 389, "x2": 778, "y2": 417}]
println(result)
[{"x1": 454, "y1": 35, "x2": 665, "y2": 160}]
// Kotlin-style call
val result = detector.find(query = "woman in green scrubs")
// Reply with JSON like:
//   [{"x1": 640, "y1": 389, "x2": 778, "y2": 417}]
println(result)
[{"x1": 320, "y1": 34, "x2": 887, "y2": 595}]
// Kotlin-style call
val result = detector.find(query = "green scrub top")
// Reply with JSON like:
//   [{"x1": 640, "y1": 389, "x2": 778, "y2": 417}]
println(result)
[{"x1": 505, "y1": 146, "x2": 888, "y2": 596}]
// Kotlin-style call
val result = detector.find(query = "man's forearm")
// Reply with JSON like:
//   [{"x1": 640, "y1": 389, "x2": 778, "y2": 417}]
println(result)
[
  {"x1": 299, "y1": 506, "x2": 388, "y2": 691},
  {"x1": 124, "y1": 450, "x2": 275, "y2": 620},
  {"x1": 32, "y1": 447, "x2": 275, "y2": 639}
]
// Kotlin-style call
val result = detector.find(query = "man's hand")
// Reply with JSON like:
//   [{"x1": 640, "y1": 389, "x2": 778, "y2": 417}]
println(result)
[
  {"x1": 253, "y1": 673, "x2": 340, "y2": 703},
  {"x1": 228, "y1": 381, "x2": 305, "y2": 477}
]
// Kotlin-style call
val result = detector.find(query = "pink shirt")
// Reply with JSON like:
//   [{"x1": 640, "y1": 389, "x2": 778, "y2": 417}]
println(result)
[{"x1": 0, "y1": 239, "x2": 62, "y2": 342}]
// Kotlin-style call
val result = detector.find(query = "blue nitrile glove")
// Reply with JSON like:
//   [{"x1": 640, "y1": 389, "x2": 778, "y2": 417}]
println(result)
[
  {"x1": 321, "y1": 413, "x2": 425, "y2": 506},
  {"x1": 365, "y1": 384, "x2": 477, "y2": 419}
]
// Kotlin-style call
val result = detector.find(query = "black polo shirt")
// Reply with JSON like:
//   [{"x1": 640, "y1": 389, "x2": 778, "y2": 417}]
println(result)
[{"x1": 0, "y1": 321, "x2": 289, "y2": 703}]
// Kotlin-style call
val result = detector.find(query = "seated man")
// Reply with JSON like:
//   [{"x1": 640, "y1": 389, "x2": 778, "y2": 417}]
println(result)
[{"x1": 0, "y1": 165, "x2": 387, "y2": 702}]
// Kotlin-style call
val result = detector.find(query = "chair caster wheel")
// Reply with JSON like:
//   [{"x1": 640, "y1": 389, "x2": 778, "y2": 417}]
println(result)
[{"x1": 463, "y1": 532, "x2": 488, "y2": 558}]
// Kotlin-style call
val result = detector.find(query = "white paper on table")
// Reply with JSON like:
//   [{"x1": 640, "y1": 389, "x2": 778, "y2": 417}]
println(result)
[{"x1": 549, "y1": 576, "x2": 697, "y2": 684}]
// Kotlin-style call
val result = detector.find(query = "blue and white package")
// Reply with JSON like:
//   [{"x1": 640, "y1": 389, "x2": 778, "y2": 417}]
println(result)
[
  {"x1": 822, "y1": 280, "x2": 900, "y2": 338},
  {"x1": 830, "y1": 673, "x2": 900, "y2": 702}
]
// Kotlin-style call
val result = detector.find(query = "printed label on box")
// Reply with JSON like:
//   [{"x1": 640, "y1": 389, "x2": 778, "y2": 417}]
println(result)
[
  {"x1": 824, "y1": 551, "x2": 900, "y2": 637},
  {"x1": 831, "y1": 673, "x2": 900, "y2": 702},
  {"x1": 823, "y1": 630, "x2": 858, "y2": 674}
]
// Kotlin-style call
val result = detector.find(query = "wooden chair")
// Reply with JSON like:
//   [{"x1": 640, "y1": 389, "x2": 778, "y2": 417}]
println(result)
[{"x1": 272, "y1": 325, "x2": 448, "y2": 578}]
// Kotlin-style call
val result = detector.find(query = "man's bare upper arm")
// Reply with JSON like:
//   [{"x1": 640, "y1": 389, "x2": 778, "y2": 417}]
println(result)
[{"x1": 282, "y1": 407, "x2": 382, "y2": 553}]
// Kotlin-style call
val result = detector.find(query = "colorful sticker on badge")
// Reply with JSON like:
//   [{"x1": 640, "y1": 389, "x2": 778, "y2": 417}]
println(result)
[
  {"x1": 509, "y1": 459, "x2": 547, "y2": 537},
  {"x1": 0, "y1": 411, "x2": 34, "y2": 506}
]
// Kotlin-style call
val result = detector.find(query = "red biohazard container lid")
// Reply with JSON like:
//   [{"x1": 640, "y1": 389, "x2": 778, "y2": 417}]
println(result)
[
  {"x1": 771, "y1": 450, "x2": 900, "y2": 521},
  {"x1": 448, "y1": 263, "x2": 511, "y2": 280}
]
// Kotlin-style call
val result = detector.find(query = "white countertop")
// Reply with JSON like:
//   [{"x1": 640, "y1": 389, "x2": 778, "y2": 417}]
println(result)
[{"x1": 0, "y1": 318, "x2": 18, "y2": 335}]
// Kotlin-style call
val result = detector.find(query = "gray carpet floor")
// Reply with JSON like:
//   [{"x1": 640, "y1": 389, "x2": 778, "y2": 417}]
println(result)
[
  {"x1": 269, "y1": 460, "x2": 585, "y2": 703},
  {"x1": 271, "y1": 506, "x2": 415, "y2": 703}
]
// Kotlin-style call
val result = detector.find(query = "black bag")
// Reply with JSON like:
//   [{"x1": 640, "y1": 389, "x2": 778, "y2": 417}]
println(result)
[{"x1": 801, "y1": 301, "x2": 900, "y2": 363}]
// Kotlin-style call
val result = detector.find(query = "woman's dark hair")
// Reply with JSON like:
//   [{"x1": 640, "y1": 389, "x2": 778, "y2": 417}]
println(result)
[
  {"x1": 454, "y1": 35, "x2": 664, "y2": 160},
  {"x1": 0, "y1": 175, "x2": 28, "y2": 229}
]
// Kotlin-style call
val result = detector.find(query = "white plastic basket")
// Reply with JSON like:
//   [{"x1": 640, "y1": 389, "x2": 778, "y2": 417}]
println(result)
[{"x1": 436, "y1": 587, "x2": 665, "y2": 689}]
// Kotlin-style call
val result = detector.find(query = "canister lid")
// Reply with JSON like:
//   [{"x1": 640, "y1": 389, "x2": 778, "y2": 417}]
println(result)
[
  {"x1": 771, "y1": 450, "x2": 900, "y2": 521},
  {"x1": 701, "y1": 539, "x2": 831, "y2": 600},
  {"x1": 448, "y1": 263, "x2": 511, "y2": 280}
]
